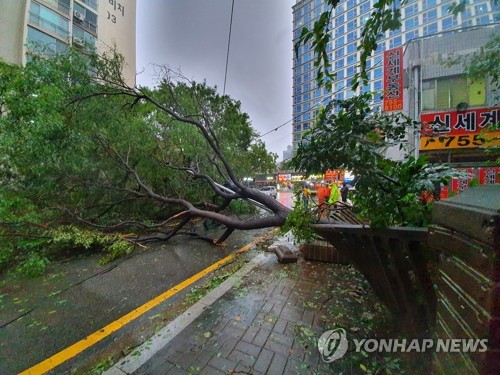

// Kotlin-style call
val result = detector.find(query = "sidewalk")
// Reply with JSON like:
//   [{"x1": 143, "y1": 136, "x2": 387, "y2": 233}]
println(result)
[{"x1": 104, "y1": 242, "x2": 395, "y2": 374}]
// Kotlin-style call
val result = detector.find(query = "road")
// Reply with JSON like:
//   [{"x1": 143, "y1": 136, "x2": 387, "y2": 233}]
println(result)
[{"x1": 0, "y1": 192, "x2": 293, "y2": 374}]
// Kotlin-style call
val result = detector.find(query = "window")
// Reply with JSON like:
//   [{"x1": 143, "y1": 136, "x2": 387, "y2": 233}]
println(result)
[
  {"x1": 422, "y1": 76, "x2": 486, "y2": 110},
  {"x1": 347, "y1": 19, "x2": 357, "y2": 31},
  {"x1": 26, "y1": 26, "x2": 68, "y2": 55},
  {"x1": 79, "y1": 0, "x2": 98, "y2": 10},
  {"x1": 390, "y1": 28, "x2": 402, "y2": 37},
  {"x1": 476, "y1": 15, "x2": 491, "y2": 25},
  {"x1": 475, "y1": 4, "x2": 488, "y2": 14},
  {"x1": 336, "y1": 69, "x2": 345, "y2": 79},
  {"x1": 360, "y1": 2, "x2": 370, "y2": 14},
  {"x1": 374, "y1": 67, "x2": 383, "y2": 79},
  {"x1": 72, "y1": 25, "x2": 96, "y2": 48},
  {"x1": 346, "y1": 53, "x2": 356, "y2": 66},
  {"x1": 347, "y1": 31, "x2": 357, "y2": 42},
  {"x1": 347, "y1": 66, "x2": 356, "y2": 77},
  {"x1": 335, "y1": 59, "x2": 345, "y2": 69},
  {"x1": 373, "y1": 80, "x2": 383, "y2": 91},
  {"x1": 73, "y1": 3, "x2": 98, "y2": 33},
  {"x1": 335, "y1": 47, "x2": 344, "y2": 59},
  {"x1": 335, "y1": 14, "x2": 344, "y2": 27},
  {"x1": 442, "y1": 16, "x2": 458, "y2": 30},
  {"x1": 405, "y1": 29, "x2": 419, "y2": 42},
  {"x1": 303, "y1": 123, "x2": 311, "y2": 131},
  {"x1": 347, "y1": 9, "x2": 357, "y2": 20},
  {"x1": 405, "y1": 3, "x2": 419, "y2": 17},
  {"x1": 405, "y1": 16, "x2": 418, "y2": 30},
  {"x1": 389, "y1": 35, "x2": 402, "y2": 49},
  {"x1": 335, "y1": 80, "x2": 346, "y2": 91},
  {"x1": 29, "y1": 2, "x2": 69, "y2": 38},
  {"x1": 462, "y1": 8, "x2": 473, "y2": 20},
  {"x1": 42, "y1": 0, "x2": 71, "y2": 14},
  {"x1": 423, "y1": 22, "x2": 438, "y2": 36},
  {"x1": 303, "y1": 112, "x2": 311, "y2": 120},
  {"x1": 347, "y1": 42, "x2": 357, "y2": 54},
  {"x1": 335, "y1": 36, "x2": 345, "y2": 48},
  {"x1": 423, "y1": 9, "x2": 437, "y2": 23},
  {"x1": 422, "y1": 0, "x2": 437, "y2": 10},
  {"x1": 294, "y1": 105, "x2": 301, "y2": 114},
  {"x1": 441, "y1": 4, "x2": 451, "y2": 17},
  {"x1": 336, "y1": 25, "x2": 345, "y2": 37},
  {"x1": 336, "y1": 92, "x2": 344, "y2": 100},
  {"x1": 294, "y1": 124, "x2": 301, "y2": 132},
  {"x1": 347, "y1": 0, "x2": 356, "y2": 9}
]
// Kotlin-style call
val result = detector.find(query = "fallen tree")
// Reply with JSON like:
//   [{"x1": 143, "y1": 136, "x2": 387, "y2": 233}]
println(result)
[{"x1": 0, "y1": 49, "x2": 289, "y2": 273}]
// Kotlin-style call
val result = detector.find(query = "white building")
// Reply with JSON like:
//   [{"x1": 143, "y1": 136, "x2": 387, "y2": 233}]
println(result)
[{"x1": 0, "y1": 0, "x2": 136, "y2": 84}]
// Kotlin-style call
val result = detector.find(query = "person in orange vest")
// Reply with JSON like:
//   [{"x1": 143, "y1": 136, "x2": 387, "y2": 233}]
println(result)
[{"x1": 316, "y1": 183, "x2": 329, "y2": 217}]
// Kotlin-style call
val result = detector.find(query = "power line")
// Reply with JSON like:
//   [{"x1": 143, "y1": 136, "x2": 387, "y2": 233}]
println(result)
[{"x1": 223, "y1": 0, "x2": 235, "y2": 96}]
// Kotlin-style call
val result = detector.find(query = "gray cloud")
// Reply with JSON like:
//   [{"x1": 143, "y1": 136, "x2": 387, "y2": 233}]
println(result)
[{"x1": 136, "y1": 0, "x2": 294, "y2": 161}]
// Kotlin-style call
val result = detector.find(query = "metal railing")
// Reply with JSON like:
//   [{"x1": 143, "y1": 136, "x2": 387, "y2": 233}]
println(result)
[{"x1": 29, "y1": 12, "x2": 70, "y2": 39}]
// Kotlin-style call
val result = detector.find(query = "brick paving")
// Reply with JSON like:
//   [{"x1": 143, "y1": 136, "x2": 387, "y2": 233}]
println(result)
[{"x1": 109, "y1": 250, "x2": 392, "y2": 374}]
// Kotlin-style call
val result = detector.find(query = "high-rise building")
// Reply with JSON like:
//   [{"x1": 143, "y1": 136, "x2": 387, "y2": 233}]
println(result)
[
  {"x1": 291, "y1": 0, "x2": 499, "y2": 152},
  {"x1": 0, "y1": 0, "x2": 136, "y2": 84}
]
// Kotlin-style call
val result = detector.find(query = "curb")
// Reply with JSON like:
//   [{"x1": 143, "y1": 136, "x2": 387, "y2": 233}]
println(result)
[{"x1": 104, "y1": 252, "x2": 270, "y2": 374}]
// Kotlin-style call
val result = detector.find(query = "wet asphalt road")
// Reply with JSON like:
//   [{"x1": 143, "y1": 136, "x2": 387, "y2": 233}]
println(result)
[{"x1": 0, "y1": 192, "x2": 293, "y2": 374}]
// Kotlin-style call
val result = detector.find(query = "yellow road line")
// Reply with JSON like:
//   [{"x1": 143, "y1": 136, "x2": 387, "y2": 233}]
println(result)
[{"x1": 20, "y1": 230, "x2": 275, "y2": 374}]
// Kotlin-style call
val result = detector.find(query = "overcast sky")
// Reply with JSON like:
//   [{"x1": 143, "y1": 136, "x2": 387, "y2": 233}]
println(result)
[{"x1": 136, "y1": 0, "x2": 295, "y2": 161}]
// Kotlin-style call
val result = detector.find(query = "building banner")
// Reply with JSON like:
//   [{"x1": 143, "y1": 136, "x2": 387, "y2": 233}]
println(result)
[
  {"x1": 420, "y1": 107, "x2": 500, "y2": 150},
  {"x1": 450, "y1": 168, "x2": 474, "y2": 195},
  {"x1": 478, "y1": 167, "x2": 500, "y2": 185},
  {"x1": 383, "y1": 47, "x2": 404, "y2": 112}
]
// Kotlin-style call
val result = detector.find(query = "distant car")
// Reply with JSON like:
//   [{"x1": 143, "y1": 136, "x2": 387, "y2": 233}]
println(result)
[{"x1": 259, "y1": 186, "x2": 277, "y2": 198}]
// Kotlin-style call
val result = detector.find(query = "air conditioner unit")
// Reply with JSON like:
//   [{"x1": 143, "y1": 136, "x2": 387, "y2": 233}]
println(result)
[
  {"x1": 73, "y1": 10, "x2": 84, "y2": 22},
  {"x1": 73, "y1": 37, "x2": 84, "y2": 47}
]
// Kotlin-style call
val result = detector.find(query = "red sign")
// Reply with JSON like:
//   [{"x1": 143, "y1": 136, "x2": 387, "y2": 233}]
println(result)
[
  {"x1": 478, "y1": 167, "x2": 500, "y2": 184},
  {"x1": 450, "y1": 168, "x2": 474, "y2": 195},
  {"x1": 421, "y1": 107, "x2": 499, "y2": 136},
  {"x1": 383, "y1": 47, "x2": 404, "y2": 112},
  {"x1": 420, "y1": 107, "x2": 500, "y2": 150}
]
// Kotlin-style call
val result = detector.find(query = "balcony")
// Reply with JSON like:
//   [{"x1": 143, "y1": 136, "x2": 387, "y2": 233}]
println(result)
[{"x1": 29, "y1": 12, "x2": 70, "y2": 39}]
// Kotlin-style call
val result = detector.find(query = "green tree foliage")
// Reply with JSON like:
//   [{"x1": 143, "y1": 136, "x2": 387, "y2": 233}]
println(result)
[
  {"x1": 0, "y1": 49, "x2": 281, "y2": 275},
  {"x1": 291, "y1": 94, "x2": 466, "y2": 227}
]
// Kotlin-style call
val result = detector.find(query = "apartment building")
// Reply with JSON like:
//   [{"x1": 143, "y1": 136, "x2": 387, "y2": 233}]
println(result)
[{"x1": 0, "y1": 0, "x2": 136, "y2": 84}]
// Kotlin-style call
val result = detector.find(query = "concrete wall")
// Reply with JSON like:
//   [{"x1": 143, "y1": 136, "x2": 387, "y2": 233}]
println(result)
[
  {"x1": 97, "y1": 0, "x2": 136, "y2": 85},
  {"x1": 0, "y1": 0, "x2": 28, "y2": 64}
]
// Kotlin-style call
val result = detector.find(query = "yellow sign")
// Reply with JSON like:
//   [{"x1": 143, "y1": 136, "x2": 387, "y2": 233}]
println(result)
[{"x1": 420, "y1": 131, "x2": 500, "y2": 150}]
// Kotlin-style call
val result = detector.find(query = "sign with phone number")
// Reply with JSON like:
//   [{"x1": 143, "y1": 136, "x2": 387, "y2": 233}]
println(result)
[{"x1": 420, "y1": 131, "x2": 500, "y2": 150}]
